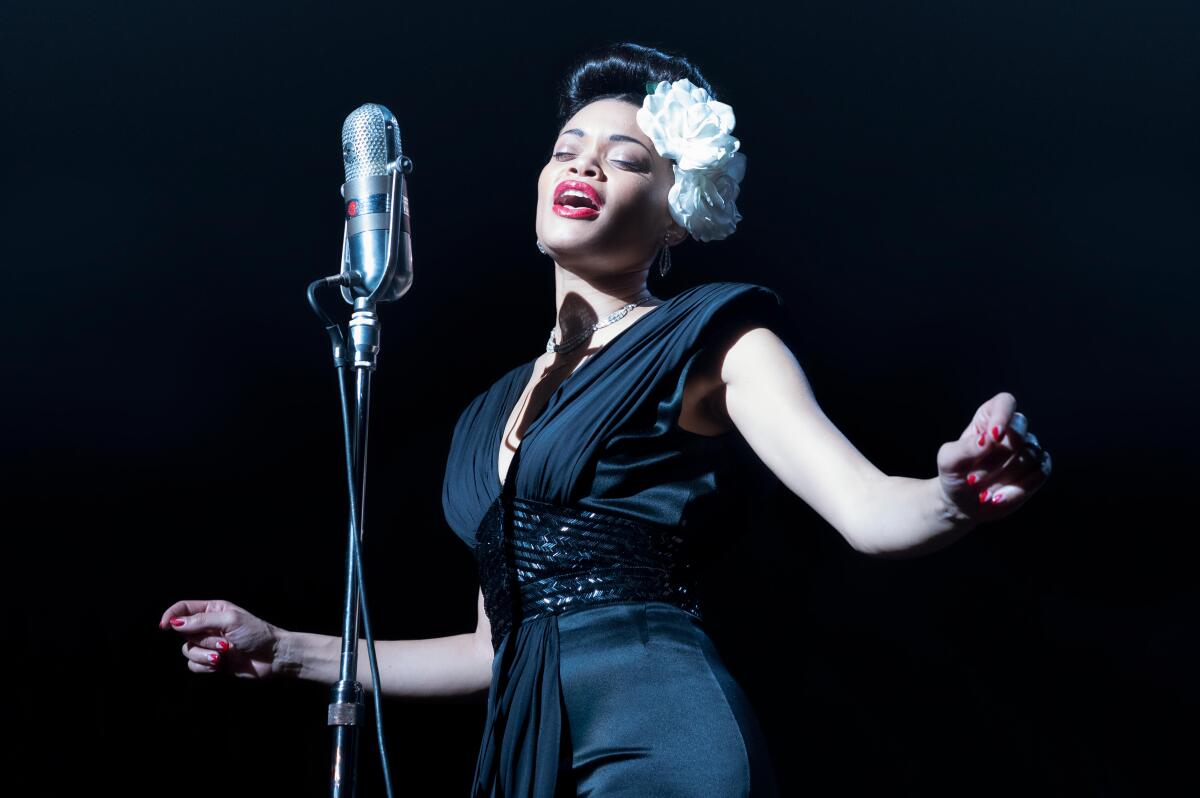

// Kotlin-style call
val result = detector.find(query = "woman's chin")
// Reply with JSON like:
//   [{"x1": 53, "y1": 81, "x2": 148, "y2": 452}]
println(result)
[{"x1": 540, "y1": 229, "x2": 600, "y2": 254}]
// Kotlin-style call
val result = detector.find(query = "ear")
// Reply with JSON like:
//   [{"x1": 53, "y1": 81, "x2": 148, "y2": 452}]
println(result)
[{"x1": 665, "y1": 217, "x2": 688, "y2": 248}]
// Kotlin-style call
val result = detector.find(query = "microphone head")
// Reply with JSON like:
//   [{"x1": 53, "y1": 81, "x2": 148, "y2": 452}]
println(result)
[{"x1": 341, "y1": 103, "x2": 401, "y2": 182}]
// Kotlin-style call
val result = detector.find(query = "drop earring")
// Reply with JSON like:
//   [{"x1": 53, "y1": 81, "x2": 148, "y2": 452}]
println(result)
[
  {"x1": 658, "y1": 234, "x2": 673, "y2": 277},
  {"x1": 536, "y1": 240, "x2": 547, "y2": 255}
]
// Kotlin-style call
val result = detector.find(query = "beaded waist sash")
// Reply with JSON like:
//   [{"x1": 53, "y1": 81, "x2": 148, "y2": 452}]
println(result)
[{"x1": 473, "y1": 494, "x2": 706, "y2": 651}]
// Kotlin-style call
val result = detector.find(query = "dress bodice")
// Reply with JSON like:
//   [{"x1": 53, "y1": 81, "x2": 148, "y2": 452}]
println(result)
[{"x1": 442, "y1": 281, "x2": 790, "y2": 551}]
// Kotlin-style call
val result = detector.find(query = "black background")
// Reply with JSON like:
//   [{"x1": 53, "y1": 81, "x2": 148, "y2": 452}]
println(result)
[{"x1": 5, "y1": 2, "x2": 1196, "y2": 795}]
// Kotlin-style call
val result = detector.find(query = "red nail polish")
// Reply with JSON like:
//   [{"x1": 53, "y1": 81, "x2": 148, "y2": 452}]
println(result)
[
  {"x1": 218, "y1": 640, "x2": 230, "y2": 651},
  {"x1": 991, "y1": 492, "x2": 1004, "y2": 504},
  {"x1": 992, "y1": 426, "x2": 1001, "y2": 441},
  {"x1": 170, "y1": 618, "x2": 184, "y2": 627},
  {"x1": 967, "y1": 474, "x2": 977, "y2": 486},
  {"x1": 978, "y1": 434, "x2": 986, "y2": 447},
  {"x1": 209, "y1": 653, "x2": 219, "y2": 663},
  {"x1": 978, "y1": 489, "x2": 989, "y2": 504}
]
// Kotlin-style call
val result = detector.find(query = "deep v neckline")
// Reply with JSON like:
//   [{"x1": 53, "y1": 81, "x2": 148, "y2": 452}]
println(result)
[{"x1": 493, "y1": 297, "x2": 677, "y2": 491}]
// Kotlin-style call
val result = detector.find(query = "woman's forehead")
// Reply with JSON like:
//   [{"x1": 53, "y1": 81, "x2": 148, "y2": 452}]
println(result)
[{"x1": 560, "y1": 99, "x2": 646, "y2": 141}]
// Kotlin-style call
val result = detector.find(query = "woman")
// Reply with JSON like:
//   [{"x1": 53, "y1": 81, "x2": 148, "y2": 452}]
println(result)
[{"x1": 161, "y1": 42, "x2": 1052, "y2": 796}]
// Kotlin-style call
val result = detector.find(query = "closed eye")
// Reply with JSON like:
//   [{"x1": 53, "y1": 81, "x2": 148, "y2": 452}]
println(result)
[{"x1": 553, "y1": 152, "x2": 646, "y2": 170}]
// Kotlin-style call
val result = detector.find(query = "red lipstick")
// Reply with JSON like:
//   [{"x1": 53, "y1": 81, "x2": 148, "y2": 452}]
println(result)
[{"x1": 552, "y1": 180, "x2": 603, "y2": 219}]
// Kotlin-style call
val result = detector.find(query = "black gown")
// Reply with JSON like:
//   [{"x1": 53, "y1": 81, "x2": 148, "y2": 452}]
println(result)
[{"x1": 442, "y1": 281, "x2": 789, "y2": 797}]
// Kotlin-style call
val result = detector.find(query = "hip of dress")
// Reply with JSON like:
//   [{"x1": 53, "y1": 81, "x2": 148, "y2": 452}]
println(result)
[{"x1": 476, "y1": 599, "x2": 779, "y2": 797}]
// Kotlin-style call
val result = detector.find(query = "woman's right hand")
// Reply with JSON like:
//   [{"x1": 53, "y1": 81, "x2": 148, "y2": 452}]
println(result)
[{"x1": 160, "y1": 599, "x2": 285, "y2": 679}]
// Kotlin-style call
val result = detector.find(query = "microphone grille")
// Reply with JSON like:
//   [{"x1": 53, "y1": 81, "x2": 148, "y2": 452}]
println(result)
[{"x1": 341, "y1": 103, "x2": 401, "y2": 182}]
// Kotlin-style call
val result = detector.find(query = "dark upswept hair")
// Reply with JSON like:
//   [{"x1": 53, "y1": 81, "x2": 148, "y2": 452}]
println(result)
[{"x1": 555, "y1": 42, "x2": 717, "y2": 129}]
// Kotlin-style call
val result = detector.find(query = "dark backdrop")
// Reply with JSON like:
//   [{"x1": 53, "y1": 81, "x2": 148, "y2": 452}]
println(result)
[{"x1": 5, "y1": 2, "x2": 1196, "y2": 796}]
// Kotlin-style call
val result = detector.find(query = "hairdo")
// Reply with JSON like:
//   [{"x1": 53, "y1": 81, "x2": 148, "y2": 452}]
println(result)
[{"x1": 555, "y1": 42, "x2": 717, "y2": 129}]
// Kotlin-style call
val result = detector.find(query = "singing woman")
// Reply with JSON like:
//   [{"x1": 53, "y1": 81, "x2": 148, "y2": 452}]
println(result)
[{"x1": 161, "y1": 41, "x2": 1051, "y2": 797}]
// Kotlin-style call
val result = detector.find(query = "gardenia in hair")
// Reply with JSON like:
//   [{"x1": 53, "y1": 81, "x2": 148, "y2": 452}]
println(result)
[{"x1": 636, "y1": 78, "x2": 747, "y2": 243}]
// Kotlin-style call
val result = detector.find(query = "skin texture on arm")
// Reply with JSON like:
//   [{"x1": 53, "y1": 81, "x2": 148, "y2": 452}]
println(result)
[
  {"x1": 276, "y1": 587, "x2": 495, "y2": 700},
  {"x1": 716, "y1": 324, "x2": 980, "y2": 557},
  {"x1": 715, "y1": 324, "x2": 885, "y2": 553}
]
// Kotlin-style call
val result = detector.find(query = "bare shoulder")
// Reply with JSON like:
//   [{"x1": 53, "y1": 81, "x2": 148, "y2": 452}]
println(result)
[
  {"x1": 718, "y1": 323, "x2": 800, "y2": 385},
  {"x1": 679, "y1": 321, "x2": 792, "y2": 435}
]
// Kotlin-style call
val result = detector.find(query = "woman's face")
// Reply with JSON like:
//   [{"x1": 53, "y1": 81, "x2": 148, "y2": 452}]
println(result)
[{"x1": 536, "y1": 98, "x2": 684, "y2": 276}]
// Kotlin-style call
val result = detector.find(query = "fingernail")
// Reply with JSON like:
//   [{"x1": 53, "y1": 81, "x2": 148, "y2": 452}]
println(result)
[
  {"x1": 170, "y1": 618, "x2": 184, "y2": 627},
  {"x1": 217, "y1": 640, "x2": 230, "y2": 651},
  {"x1": 991, "y1": 492, "x2": 1004, "y2": 504},
  {"x1": 978, "y1": 488, "x2": 990, "y2": 504},
  {"x1": 209, "y1": 653, "x2": 220, "y2": 664},
  {"x1": 992, "y1": 426, "x2": 1002, "y2": 442},
  {"x1": 977, "y1": 433, "x2": 986, "y2": 447},
  {"x1": 967, "y1": 474, "x2": 977, "y2": 486}
]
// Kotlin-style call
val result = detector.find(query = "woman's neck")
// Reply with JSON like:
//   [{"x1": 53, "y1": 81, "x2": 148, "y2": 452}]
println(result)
[{"x1": 550, "y1": 268, "x2": 658, "y2": 345}]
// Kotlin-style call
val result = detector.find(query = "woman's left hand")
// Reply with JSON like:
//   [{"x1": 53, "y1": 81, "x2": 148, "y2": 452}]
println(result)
[{"x1": 936, "y1": 391, "x2": 1052, "y2": 525}]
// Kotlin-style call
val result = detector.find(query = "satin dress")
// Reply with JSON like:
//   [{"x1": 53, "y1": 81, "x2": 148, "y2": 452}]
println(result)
[{"x1": 441, "y1": 281, "x2": 789, "y2": 797}]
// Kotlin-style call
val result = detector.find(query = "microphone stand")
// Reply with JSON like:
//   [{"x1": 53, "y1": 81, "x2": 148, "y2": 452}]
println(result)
[{"x1": 308, "y1": 151, "x2": 412, "y2": 798}]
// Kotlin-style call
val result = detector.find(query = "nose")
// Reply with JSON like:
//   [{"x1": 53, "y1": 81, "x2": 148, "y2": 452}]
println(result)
[{"x1": 568, "y1": 147, "x2": 602, "y2": 178}]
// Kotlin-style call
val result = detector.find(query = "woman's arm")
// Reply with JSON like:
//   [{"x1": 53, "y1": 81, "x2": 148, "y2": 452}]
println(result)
[
  {"x1": 275, "y1": 587, "x2": 495, "y2": 699},
  {"x1": 714, "y1": 324, "x2": 976, "y2": 557}
]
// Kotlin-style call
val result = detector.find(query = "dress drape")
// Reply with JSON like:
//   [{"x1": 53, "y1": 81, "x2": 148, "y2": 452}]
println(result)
[{"x1": 442, "y1": 281, "x2": 789, "y2": 796}]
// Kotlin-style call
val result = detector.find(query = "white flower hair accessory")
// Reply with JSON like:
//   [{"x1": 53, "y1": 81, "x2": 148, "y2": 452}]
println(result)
[{"x1": 636, "y1": 78, "x2": 746, "y2": 243}]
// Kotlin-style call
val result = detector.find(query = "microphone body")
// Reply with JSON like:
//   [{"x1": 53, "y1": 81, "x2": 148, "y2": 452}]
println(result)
[{"x1": 339, "y1": 103, "x2": 412, "y2": 307}]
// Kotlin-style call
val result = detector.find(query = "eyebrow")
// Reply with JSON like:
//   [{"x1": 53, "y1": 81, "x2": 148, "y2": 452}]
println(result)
[{"x1": 558, "y1": 128, "x2": 653, "y2": 156}]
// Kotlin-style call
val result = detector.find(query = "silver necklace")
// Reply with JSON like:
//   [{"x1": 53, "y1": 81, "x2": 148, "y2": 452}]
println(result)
[{"x1": 545, "y1": 294, "x2": 658, "y2": 354}]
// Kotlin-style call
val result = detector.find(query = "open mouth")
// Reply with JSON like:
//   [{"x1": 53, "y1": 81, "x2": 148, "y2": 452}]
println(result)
[
  {"x1": 552, "y1": 180, "x2": 603, "y2": 217},
  {"x1": 554, "y1": 189, "x2": 600, "y2": 211}
]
